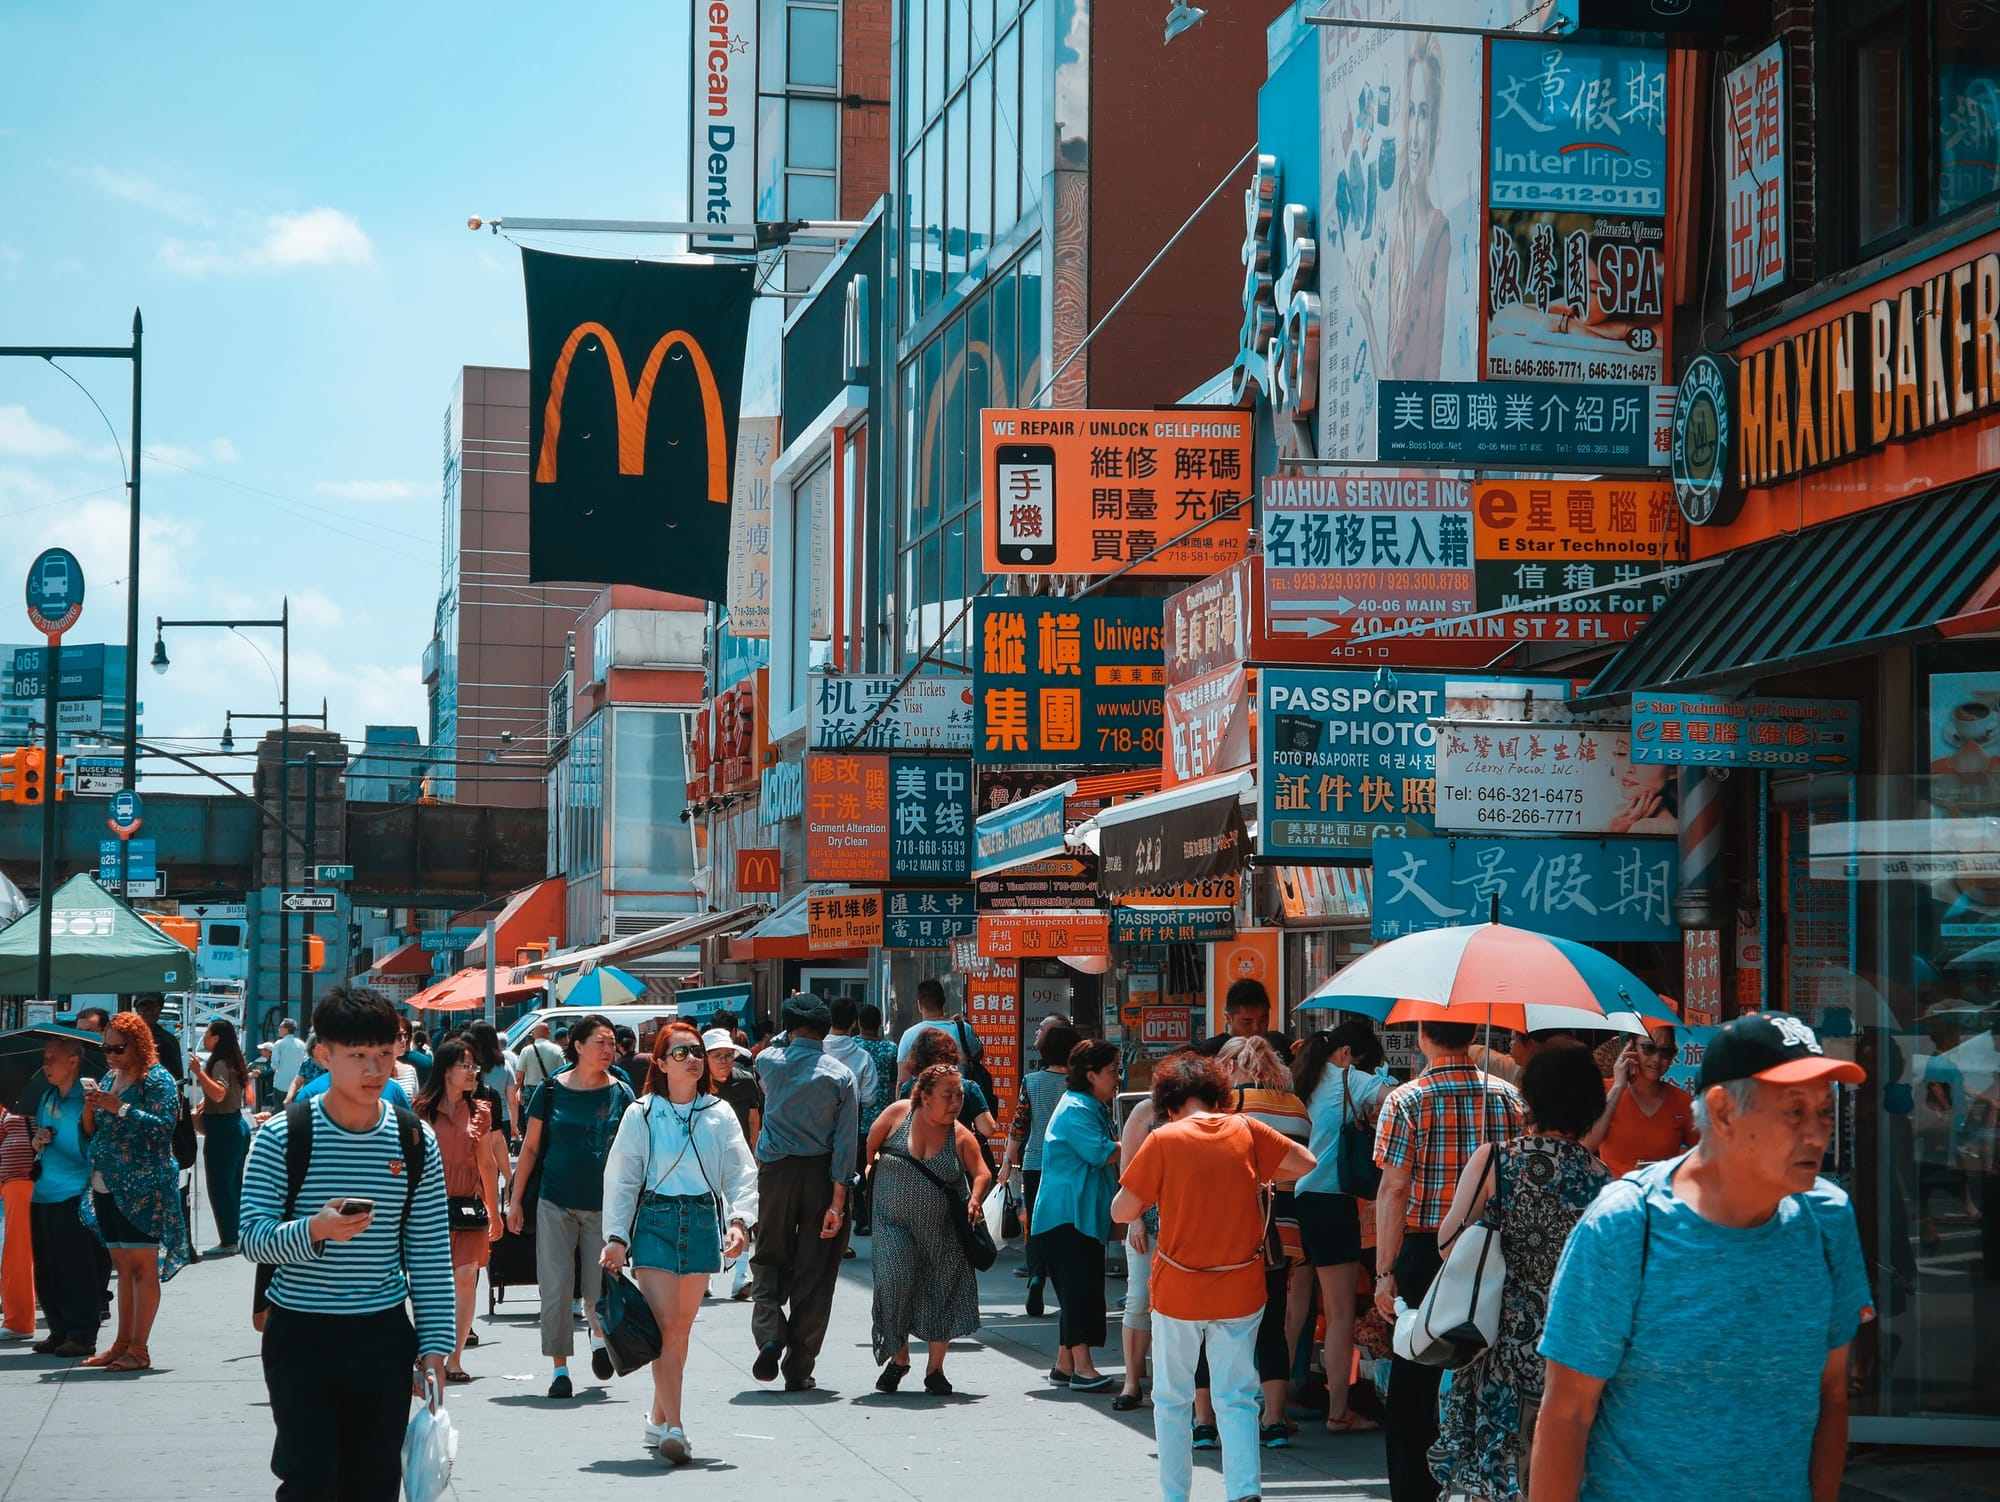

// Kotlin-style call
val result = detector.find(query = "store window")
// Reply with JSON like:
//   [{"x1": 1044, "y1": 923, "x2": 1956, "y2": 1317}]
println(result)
[
  {"x1": 609, "y1": 707, "x2": 698, "y2": 896},
  {"x1": 1822, "y1": 2, "x2": 2000, "y2": 264}
]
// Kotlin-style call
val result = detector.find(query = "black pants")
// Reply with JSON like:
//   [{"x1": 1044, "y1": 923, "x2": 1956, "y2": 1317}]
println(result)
[
  {"x1": 1384, "y1": 1233, "x2": 1444, "y2": 1502},
  {"x1": 29, "y1": 1196, "x2": 106, "y2": 1345},
  {"x1": 1022, "y1": 1169, "x2": 1046, "y2": 1278},
  {"x1": 263, "y1": 1304, "x2": 417, "y2": 1502},
  {"x1": 749, "y1": 1154, "x2": 851, "y2": 1383},
  {"x1": 1036, "y1": 1222, "x2": 1107, "y2": 1349}
]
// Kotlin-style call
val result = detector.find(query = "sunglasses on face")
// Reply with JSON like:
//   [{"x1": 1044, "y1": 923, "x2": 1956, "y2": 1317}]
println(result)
[
  {"x1": 665, "y1": 1044, "x2": 707, "y2": 1063},
  {"x1": 102, "y1": 1044, "x2": 129, "y2": 1056},
  {"x1": 1636, "y1": 1042, "x2": 1675, "y2": 1057}
]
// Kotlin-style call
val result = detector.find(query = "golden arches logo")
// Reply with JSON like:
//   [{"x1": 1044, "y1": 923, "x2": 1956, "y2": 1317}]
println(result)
[
  {"x1": 535, "y1": 322, "x2": 728, "y2": 503},
  {"x1": 736, "y1": 848, "x2": 781, "y2": 893}
]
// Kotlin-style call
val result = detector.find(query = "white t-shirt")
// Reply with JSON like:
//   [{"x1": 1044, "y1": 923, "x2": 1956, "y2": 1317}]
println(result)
[
  {"x1": 269, "y1": 1034, "x2": 307, "y2": 1092},
  {"x1": 894, "y1": 1016, "x2": 983, "y2": 1063}
]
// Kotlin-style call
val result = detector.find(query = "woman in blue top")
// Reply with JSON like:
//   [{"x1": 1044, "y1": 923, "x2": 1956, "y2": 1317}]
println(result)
[
  {"x1": 79, "y1": 1011, "x2": 190, "y2": 1372},
  {"x1": 1031, "y1": 1037, "x2": 1122, "y2": 1393},
  {"x1": 28, "y1": 1034, "x2": 106, "y2": 1357},
  {"x1": 1290, "y1": 1019, "x2": 1391, "y2": 1433}
]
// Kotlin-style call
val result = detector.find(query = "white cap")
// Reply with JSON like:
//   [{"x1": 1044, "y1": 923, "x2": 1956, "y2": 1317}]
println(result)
[{"x1": 701, "y1": 1027, "x2": 751, "y2": 1059}]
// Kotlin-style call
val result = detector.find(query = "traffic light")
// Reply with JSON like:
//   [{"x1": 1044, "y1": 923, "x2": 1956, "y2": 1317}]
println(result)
[
  {"x1": 0, "y1": 749, "x2": 20, "y2": 804},
  {"x1": 14, "y1": 749, "x2": 44, "y2": 806},
  {"x1": 303, "y1": 934, "x2": 326, "y2": 973},
  {"x1": 53, "y1": 753, "x2": 66, "y2": 802}
]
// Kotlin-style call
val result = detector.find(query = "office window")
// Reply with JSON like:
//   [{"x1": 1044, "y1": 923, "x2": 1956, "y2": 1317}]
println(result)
[
  {"x1": 759, "y1": 2, "x2": 840, "y2": 225},
  {"x1": 1824, "y1": 2, "x2": 2000, "y2": 264},
  {"x1": 789, "y1": 5, "x2": 838, "y2": 87}
]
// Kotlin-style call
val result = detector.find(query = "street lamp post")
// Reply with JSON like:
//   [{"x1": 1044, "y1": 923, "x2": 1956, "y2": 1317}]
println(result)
[
  {"x1": 0, "y1": 315, "x2": 144, "y2": 897},
  {"x1": 154, "y1": 601, "x2": 299, "y2": 1022}
]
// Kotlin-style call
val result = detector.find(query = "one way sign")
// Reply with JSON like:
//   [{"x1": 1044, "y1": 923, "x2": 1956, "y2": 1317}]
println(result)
[{"x1": 280, "y1": 892, "x2": 337, "y2": 914}]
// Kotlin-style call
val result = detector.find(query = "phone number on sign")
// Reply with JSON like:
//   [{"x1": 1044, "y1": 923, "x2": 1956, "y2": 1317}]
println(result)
[
  {"x1": 1471, "y1": 805, "x2": 1584, "y2": 827},
  {"x1": 1440, "y1": 784, "x2": 1584, "y2": 806},
  {"x1": 1098, "y1": 727, "x2": 1164, "y2": 754}
]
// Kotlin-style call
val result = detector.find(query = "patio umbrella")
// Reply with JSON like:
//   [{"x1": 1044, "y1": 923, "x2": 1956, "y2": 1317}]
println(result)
[
  {"x1": 553, "y1": 965, "x2": 646, "y2": 1008},
  {"x1": 1301, "y1": 922, "x2": 1676, "y2": 1037},
  {"x1": 1, "y1": 1024, "x2": 109, "y2": 1114}
]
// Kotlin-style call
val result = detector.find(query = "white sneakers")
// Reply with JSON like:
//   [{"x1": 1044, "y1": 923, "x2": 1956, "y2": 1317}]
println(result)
[
  {"x1": 645, "y1": 1421, "x2": 692, "y2": 1465},
  {"x1": 0, "y1": 1328, "x2": 35, "y2": 1342}
]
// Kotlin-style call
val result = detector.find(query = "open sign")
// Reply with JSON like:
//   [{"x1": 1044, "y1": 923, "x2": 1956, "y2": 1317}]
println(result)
[{"x1": 1138, "y1": 1007, "x2": 1193, "y2": 1048}]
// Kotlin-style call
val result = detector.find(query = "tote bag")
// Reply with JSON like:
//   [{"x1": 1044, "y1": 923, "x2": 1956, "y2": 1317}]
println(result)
[{"x1": 1393, "y1": 1146, "x2": 1504, "y2": 1369}]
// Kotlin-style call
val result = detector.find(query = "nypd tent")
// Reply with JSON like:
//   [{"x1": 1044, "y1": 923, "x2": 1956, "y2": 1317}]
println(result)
[{"x1": 0, "y1": 874, "x2": 192, "y2": 995}]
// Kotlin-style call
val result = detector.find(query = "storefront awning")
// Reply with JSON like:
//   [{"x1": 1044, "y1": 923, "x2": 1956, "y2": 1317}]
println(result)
[
  {"x1": 516, "y1": 904, "x2": 770, "y2": 981},
  {"x1": 365, "y1": 941, "x2": 434, "y2": 981},
  {"x1": 1581, "y1": 476, "x2": 2000, "y2": 703},
  {"x1": 728, "y1": 890, "x2": 870, "y2": 961},
  {"x1": 460, "y1": 877, "x2": 567, "y2": 968},
  {"x1": 1074, "y1": 770, "x2": 1254, "y2": 898},
  {"x1": 408, "y1": 966, "x2": 545, "y2": 1013}
]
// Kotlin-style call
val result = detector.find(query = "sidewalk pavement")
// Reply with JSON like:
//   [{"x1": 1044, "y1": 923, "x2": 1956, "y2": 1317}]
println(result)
[
  {"x1": 4, "y1": 1190, "x2": 1992, "y2": 1502},
  {"x1": 0, "y1": 1191, "x2": 1395, "y2": 1501}
]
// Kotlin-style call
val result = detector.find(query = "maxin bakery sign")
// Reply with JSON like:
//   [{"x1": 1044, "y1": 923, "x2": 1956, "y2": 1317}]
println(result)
[{"x1": 1731, "y1": 246, "x2": 2000, "y2": 494}]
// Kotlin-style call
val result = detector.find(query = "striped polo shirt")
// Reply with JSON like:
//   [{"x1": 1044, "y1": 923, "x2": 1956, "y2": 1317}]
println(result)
[
  {"x1": 1230, "y1": 1085, "x2": 1312, "y2": 1190},
  {"x1": 239, "y1": 1096, "x2": 455, "y2": 1355}
]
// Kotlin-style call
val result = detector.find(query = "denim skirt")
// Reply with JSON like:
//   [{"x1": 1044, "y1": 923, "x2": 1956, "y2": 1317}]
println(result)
[{"x1": 630, "y1": 1192, "x2": 722, "y2": 1275}]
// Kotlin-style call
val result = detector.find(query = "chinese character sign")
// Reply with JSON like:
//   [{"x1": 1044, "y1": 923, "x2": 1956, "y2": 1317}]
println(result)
[
  {"x1": 1317, "y1": 16, "x2": 1485, "y2": 461},
  {"x1": 1259, "y1": 670, "x2": 1452, "y2": 856},
  {"x1": 1435, "y1": 723, "x2": 1681, "y2": 835},
  {"x1": 1377, "y1": 380, "x2": 1668, "y2": 469},
  {"x1": 979, "y1": 409, "x2": 1253, "y2": 576},
  {"x1": 1483, "y1": 212, "x2": 1667, "y2": 384},
  {"x1": 1163, "y1": 664, "x2": 1252, "y2": 787},
  {"x1": 964, "y1": 955, "x2": 1021, "y2": 1131},
  {"x1": 1164, "y1": 561, "x2": 1253, "y2": 686},
  {"x1": 886, "y1": 757, "x2": 973, "y2": 881},
  {"x1": 807, "y1": 890, "x2": 884, "y2": 951},
  {"x1": 1684, "y1": 928, "x2": 1723, "y2": 1027},
  {"x1": 1472, "y1": 480, "x2": 1684, "y2": 639},
  {"x1": 1370, "y1": 836, "x2": 1678, "y2": 941},
  {"x1": 973, "y1": 596, "x2": 1166, "y2": 765},
  {"x1": 809, "y1": 674, "x2": 975, "y2": 751},
  {"x1": 1631, "y1": 693, "x2": 1858, "y2": 769},
  {"x1": 725, "y1": 416, "x2": 779, "y2": 636},
  {"x1": 882, "y1": 889, "x2": 979, "y2": 948},
  {"x1": 1488, "y1": 41, "x2": 1668, "y2": 213},
  {"x1": 804, "y1": 754, "x2": 892, "y2": 881},
  {"x1": 1723, "y1": 42, "x2": 1787, "y2": 306}
]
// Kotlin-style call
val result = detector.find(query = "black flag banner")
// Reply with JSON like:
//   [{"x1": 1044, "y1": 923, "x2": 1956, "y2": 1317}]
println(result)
[{"x1": 524, "y1": 249, "x2": 757, "y2": 601}]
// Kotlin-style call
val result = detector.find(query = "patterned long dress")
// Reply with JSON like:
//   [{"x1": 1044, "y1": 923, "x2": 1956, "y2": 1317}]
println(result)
[
  {"x1": 80, "y1": 1064, "x2": 192, "y2": 1282},
  {"x1": 1429, "y1": 1136, "x2": 1610, "y2": 1502},
  {"x1": 870, "y1": 1113, "x2": 981, "y2": 1363}
]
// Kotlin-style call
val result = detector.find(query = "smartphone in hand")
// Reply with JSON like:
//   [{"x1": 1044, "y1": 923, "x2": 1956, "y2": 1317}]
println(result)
[{"x1": 337, "y1": 1198, "x2": 376, "y2": 1216}]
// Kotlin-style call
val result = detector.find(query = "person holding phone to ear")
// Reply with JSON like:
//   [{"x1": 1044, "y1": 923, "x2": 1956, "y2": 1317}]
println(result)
[{"x1": 1585, "y1": 1023, "x2": 1700, "y2": 1178}]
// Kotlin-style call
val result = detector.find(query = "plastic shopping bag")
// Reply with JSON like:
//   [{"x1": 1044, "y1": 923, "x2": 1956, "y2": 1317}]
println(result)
[
  {"x1": 983, "y1": 1185, "x2": 1006, "y2": 1247},
  {"x1": 402, "y1": 1375, "x2": 457, "y2": 1502}
]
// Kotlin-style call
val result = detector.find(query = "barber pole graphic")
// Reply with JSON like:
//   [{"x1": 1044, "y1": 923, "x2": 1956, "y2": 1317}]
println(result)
[{"x1": 1676, "y1": 767, "x2": 1725, "y2": 928}]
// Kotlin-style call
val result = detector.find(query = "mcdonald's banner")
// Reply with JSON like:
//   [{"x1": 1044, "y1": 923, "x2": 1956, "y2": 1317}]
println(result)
[
  {"x1": 524, "y1": 249, "x2": 757, "y2": 601},
  {"x1": 735, "y1": 847, "x2": 782, "y2": 894}
]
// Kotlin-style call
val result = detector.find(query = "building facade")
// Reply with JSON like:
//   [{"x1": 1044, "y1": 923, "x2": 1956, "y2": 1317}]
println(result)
[{"x1": 426, "y1": 365, "x2": 599, "y2": 807}]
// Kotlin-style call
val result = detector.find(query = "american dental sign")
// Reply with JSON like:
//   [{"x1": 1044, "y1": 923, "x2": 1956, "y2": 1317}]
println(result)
[{"x1": 693, "y1": 2, "x2": 756, "y2": 250}]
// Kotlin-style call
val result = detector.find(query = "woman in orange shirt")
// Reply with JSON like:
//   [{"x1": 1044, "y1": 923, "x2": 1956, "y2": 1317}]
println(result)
[{"x1": 1585, "y1": 1024, "x2": 1699, "y2": 1176}]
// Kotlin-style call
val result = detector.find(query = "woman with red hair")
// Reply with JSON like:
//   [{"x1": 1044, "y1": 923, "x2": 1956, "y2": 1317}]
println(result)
[{"x1": 77, "y1": 1010, "x2": 190, "y2": 1371}]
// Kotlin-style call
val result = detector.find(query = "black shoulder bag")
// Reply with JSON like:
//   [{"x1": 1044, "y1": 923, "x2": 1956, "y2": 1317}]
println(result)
[{"x1": 880, "y1": 1137, "x2": 997, "y2": 1271}]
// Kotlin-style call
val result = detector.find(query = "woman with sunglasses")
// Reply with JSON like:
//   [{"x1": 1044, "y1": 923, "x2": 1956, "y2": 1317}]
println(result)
[
  {"x1": 415, "y1": 1039, "x2": 511, "y2": 1382},
  {"x1": 601, "y1": 1022, "x2": 757, "y2": 1466},
  {"x1": 77, "y1": 1011, "x2": 190, "y2": 1372},
  {"x1": 1584, "y1": 1021, "x2": 1699, "y2": 1177}
]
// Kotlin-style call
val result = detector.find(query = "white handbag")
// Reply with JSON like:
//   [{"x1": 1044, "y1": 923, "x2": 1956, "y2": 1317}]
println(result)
[{"x1": 1393, "y1": 1146, "x2": 1505, "y2": 1369}]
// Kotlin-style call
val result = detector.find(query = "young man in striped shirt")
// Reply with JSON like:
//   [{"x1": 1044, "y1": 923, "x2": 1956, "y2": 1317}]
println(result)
[{"x1": 242, "y1": 988, "x2": 453, "y2": 1502}]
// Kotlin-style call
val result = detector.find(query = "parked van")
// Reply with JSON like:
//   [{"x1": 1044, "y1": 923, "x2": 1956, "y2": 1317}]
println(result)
[{"x1": 501, "y1": 1001, "x2": 684, "y2": 1053}]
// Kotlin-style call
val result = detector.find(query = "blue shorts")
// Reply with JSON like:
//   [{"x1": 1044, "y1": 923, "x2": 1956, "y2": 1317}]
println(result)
[{"x1": 630, "y1": 1193, "x2": 721, "y2": 1276}]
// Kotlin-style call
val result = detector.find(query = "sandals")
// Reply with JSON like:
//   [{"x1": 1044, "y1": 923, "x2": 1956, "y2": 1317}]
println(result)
[
  {"x1": 79, "y1": 1342, "x2": 129, "y2": 1369},
  {"x1": 445, "y1": 1369, "x2": 473, "y2": 1384},
  {"x1": 1325, "y1": 1411, "x2": 1379, "y2": 1434},
  {"x1": 105, "y1": 1345, "x2": 150, "y2": 1373},
  {"x1": 464, "y1": 1331, "x2": 480, "y2": 1348}
]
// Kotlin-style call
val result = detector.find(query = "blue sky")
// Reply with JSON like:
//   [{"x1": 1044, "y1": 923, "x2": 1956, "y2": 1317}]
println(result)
[{"x1": 1, "y1": 0, "x2": 696, "y2": 778}]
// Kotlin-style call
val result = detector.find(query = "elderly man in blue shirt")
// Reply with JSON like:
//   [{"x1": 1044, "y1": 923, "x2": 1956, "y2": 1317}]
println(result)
[{"x1": 748, "y1": 993, "x2": 860, "y2": 1392}]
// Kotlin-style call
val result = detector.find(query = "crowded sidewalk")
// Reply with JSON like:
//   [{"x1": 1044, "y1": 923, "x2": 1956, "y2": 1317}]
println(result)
[{"x1": 0, "y1": 1190, "x2": 1394, "y2": 1501}]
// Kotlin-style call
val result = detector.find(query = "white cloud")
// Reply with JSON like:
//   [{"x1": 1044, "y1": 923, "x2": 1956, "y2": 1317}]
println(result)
[
  {"x1": 0, "y1": 406, "x2": 78, "y2": 459},
  {"x1": 208, "y1": 437, "x2": 239, "y2": 464},
  {"x1": 160, "y1": 207, "x2": 375, "y2": 276},
  {"x1": 313, "y1": 479, "x2": 422, "y2": 502},
  {"x1": 73, "y1": 165, "x2": 208, "y2": 223}
]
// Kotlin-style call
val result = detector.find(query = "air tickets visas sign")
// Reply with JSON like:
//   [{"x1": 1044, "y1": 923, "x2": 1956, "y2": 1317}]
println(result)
[
  {"x1": 810, "y1": 674, "x2": 975, "y2": 751},
  {"x1": 973, "y1": 596, "x2": 1165, "y2": 765}
]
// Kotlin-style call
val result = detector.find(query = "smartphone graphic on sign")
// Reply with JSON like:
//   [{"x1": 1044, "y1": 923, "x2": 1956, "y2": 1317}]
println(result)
[{"x1": 995, "y1": 444, "x2": 1058, "y2": 566}]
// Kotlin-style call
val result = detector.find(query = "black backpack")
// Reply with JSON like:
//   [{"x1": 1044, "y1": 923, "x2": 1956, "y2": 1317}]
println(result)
[{"x1": 250, "y1": 1098, "x2": 425, "y2": 1329}]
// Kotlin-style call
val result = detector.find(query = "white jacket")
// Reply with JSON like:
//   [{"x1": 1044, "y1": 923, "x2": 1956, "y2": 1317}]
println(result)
[{"x1": 601, "y1": 1093, "x2": 759, "y2": 1249}]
